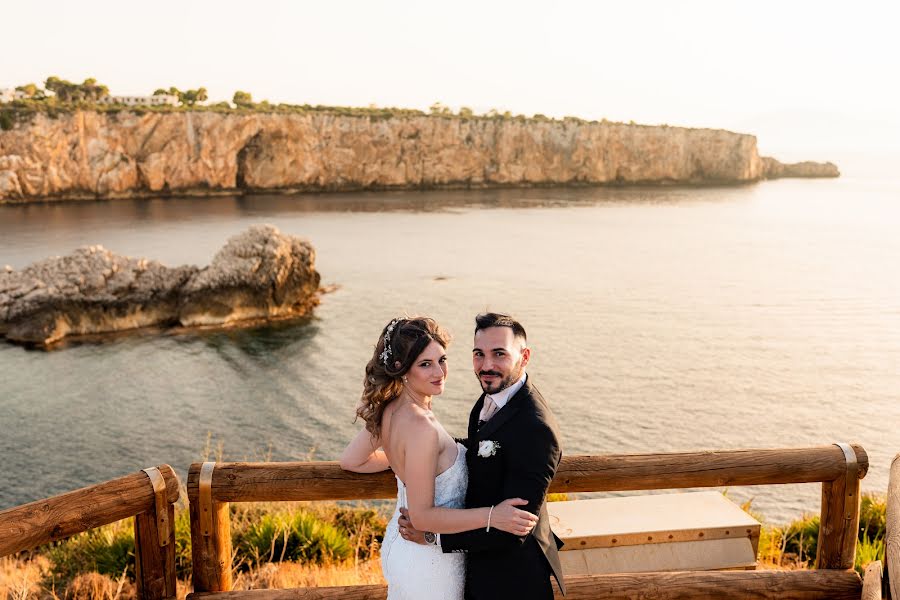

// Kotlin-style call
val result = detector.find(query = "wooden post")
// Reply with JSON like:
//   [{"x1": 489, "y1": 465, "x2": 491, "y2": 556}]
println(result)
[
  {"x1": 188, "y1": 463, "x2": 233, "y2": 593},
  {"x1": 861, "y1": 561, "x2": 883, "y2": 600},
  {"x1": 887, "y1": 453, "x2": 900, "y2": 600},
  {"x1": 135, "y1": 503, "x2": 177, "y2": 600},
  {"x1": 817, "y1": 443, "x2": 862, "y2": 569}
]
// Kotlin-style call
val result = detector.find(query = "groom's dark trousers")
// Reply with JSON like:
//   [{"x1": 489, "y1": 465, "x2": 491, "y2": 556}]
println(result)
[{"x1": 441, "y1": 377, "x2": 565, "y2": 600}]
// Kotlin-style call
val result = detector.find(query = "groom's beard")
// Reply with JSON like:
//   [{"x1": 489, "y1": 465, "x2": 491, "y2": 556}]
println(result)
[{"x1": 478, "y1": 363, "x2": 524, "y2": 394}]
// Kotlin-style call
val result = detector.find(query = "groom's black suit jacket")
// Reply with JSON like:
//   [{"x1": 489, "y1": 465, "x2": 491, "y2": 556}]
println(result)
[{"x1": 441, "y1": 377, "x2": 565, "y2": 599}]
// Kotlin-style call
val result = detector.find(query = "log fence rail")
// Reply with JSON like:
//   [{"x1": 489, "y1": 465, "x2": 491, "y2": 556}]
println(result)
[
  {"x1": 0, "y1": 465, "x2": 180, "y2": 600},
  {"x1": 187, "y1": 443, "x2": 868, "y2": 600}
]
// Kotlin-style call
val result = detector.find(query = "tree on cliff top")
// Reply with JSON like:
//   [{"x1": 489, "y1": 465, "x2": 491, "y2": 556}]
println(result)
[
  {"x1": 233, "y1": 91, "x2": 253, "y2": 108},
  {"x1": 15, "y1": 83, "x2": 42, "y2": 99},
  {"x1": 153, "y1": 86, "x2": 183, "y2": 98},
  {"x1": 45, "y1": 76, "x2": 109, "y2": 102},
  {"x1": 152, "y1": 86, "x2": 208, "y2": 106},
  {"x1": 429, "y1": 101, "x2": 452, "y2": 116},
  {"x1": 180, "y1": 88, "x2": 208, "y2": 106}
]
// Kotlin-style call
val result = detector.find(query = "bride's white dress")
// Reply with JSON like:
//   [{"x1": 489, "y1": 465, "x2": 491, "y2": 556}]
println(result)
[{"x1": 381, "y1": 442, "x2": 467, "y2": 599}]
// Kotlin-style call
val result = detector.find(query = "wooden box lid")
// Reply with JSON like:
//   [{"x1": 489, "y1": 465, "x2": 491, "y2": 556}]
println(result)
[{"x1": 548, "y1": 491, "x2": 760, "y2": 550}]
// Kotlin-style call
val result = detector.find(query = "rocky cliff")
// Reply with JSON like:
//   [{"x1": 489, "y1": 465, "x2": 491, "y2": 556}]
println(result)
[
  {"x1": 0, "y1": 111, "x2": 836, "y2": 202},
  {"x1": 0, "y1": 225, "x2": 321, "y2": 346}
]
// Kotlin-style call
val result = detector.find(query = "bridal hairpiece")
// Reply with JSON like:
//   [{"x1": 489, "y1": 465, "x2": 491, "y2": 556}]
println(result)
[{"x1": 379, "y1": 318, "x2": 401, "y2": 366}]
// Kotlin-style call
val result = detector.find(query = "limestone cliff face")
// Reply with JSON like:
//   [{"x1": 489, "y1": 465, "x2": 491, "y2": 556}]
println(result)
[{"x1": 0, "y1": 111, "x2": 832, "y2": 202}]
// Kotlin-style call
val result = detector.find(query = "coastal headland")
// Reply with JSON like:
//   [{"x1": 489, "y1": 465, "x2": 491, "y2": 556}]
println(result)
[{"x1": 0, "y1": 110, "x2": 838, "y2": 203}]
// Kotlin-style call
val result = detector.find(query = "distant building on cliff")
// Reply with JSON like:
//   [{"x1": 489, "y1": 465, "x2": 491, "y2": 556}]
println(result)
[
  {"x1": 0, "y1": 88, "x2": 30, "y2": 103},
  {"x1": 99, "y1": 94, "x2": 179, "y2": 107}
]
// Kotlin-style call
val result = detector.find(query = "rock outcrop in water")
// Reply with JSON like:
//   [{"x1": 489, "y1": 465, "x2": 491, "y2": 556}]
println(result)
[
  {"x1": 0, "y1": 111, "x2": 837, "y2": 203},
  {"x1": 0, "y1": 225, "x2": 321, "y2": 346},
  {"x1": 760, "y1": 157, "x2": 841, "y2": 179}
]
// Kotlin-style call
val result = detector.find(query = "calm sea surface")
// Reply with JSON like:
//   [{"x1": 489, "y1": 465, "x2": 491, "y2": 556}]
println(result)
[{"x1": 2, "y1": 171, "x2": 899, "y2": 522}]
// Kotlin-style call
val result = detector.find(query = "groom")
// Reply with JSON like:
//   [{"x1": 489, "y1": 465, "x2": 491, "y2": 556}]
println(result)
[{"x1": 399, "y1": 312, "x2": 565, "y2": 599}]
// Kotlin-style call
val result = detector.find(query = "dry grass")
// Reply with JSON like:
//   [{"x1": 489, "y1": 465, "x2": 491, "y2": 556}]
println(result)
[
  {"x1": 0, "y1": 556, "x2": 137, "y2": 600},
  {"x1": 0, "y1": 555, "x2": 50, "y2": 600},
  {"x1": 0, "y1": 495, "x2": 388, "y2": 600},
  {"x1": 0, "y1": 555, "x2": 381, "y2": 600},
  {"x1": 234, "y1": 559, "x2": 384, "y2": 590},
  {"x1": 66, "y1": 573, "x2": 133, "y2": 600}
]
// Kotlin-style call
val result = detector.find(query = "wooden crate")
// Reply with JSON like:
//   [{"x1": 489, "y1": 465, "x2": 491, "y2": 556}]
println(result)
[{"x1": 548, "y1": 491, "x2": 761, "y2": 575}]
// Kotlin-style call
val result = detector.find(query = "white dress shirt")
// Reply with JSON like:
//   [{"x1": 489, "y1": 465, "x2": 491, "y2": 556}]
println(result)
[{"x1": 485, "y1": 372, "x2": 527, "y2": 412}]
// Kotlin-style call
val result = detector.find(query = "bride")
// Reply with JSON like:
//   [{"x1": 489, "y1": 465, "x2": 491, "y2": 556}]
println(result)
[{"x1": 340, "y1": 317, "x2": 537, "y2": 599}]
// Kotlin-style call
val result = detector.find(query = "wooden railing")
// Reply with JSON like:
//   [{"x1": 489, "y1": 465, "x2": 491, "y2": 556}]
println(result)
[
  {"x1": 186, "y1": 443, "x2": 867, "y2": 599},
  {"x1": 0, "y1": 465, "x2": 180, "y2": 600}
]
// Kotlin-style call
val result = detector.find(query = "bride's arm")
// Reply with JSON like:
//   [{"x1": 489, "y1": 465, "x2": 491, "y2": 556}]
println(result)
[
  {"x1": 404, "y1": 422, "x2": 536, "y2": 536},
  {"x1": 339, "y1": 426, "x2": 391, "y2": 473},
  {"x1": 403, "y1": 424, "x2": 490, "y2": 533}
]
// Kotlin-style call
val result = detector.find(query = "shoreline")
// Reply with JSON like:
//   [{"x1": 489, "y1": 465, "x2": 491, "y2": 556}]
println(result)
[{"x1": 0, "y1": 178, "x2": 768, "y2": 207}]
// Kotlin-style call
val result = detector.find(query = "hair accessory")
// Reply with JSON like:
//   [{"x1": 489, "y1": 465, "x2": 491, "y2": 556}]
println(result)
[{"x1": 380, "y1": 319, "x2": 400, "y2": 366}]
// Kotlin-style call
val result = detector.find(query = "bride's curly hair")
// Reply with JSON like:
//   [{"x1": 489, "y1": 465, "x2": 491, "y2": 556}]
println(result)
[{"x1": 357, "y1": 316, "x2": 451, "y2": 438}]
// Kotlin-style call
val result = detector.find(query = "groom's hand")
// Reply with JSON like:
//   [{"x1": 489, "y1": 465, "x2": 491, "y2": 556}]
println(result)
[{"x1": 398, "y1": 508, "x2": 427, "y2": 545}]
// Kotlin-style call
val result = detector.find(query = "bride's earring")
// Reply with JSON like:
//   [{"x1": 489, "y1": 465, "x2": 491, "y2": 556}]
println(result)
[{"x1": 402, "y1": 376, "x2": 408, "y2": 384}]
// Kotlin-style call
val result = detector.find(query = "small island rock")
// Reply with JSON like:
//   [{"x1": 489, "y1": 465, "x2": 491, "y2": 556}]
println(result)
[{"x1": 0, "y1": 225, "x2": 321, "y2": 347}]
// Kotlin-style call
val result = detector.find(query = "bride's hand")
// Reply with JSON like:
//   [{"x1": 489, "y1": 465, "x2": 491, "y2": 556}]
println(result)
[{"x1": 491, "y1": 498, "x2": 539, "y2": 536}]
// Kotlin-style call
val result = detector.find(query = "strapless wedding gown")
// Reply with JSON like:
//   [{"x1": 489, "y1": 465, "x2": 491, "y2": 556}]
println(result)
[{"x1": 381, "y1": 442, "x2": 467, "y2": 600}]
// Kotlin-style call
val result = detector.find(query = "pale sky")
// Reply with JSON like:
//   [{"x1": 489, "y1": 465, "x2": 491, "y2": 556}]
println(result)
[{"x1": 2, "y1": 0, "x2": 899, "y2": 159}]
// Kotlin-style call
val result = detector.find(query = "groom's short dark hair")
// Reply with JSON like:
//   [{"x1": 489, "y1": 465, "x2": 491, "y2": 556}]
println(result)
[{"x1": 475, "y1": 312, "x2": 527, "y2": 344}]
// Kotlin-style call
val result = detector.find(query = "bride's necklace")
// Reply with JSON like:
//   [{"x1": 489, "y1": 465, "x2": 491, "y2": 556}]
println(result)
[{"x1": 398, "y1": 391, "x2": 432, "y2": 412}]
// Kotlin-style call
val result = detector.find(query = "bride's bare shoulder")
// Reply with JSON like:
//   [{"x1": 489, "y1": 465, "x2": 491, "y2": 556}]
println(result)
[{"x1": 389, "y1": 403, "x2": 440, "y2": 442}]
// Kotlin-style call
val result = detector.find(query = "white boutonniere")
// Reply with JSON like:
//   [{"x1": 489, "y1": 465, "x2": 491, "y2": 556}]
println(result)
[{"x1": 478, "y1": 440, "x2": 501, "y2": 458}]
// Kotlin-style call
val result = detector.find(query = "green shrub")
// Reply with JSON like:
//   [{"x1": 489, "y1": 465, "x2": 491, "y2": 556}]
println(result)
[
  {"x1": 328, "y1": 507, "x2": 386, "y2": 560},
  {"x1": 238, "y1": 512, "x2": 285, "y2": 564},
  {"x1": 780, "y1": 514, "x2": 820, "y2": 563},
  {"x1": 855, "y1": 535, "x2": 885, "y2": 576},
  {"x1": 235, "y1": 509, "x2": 351, "y2": 568},
  {"x1": 0, "y1": 91, "x2": 640, "y2": 126},
  {"x1": 173, "y1": 508, "x2": 193, "y2": 579},
  {"x1": 853, "y1": 493, "x2": 887, "y2": 575},
  {"x1": 859, "y1": 493, "x2": 887, "y2": 540},
  {"x1": 46, "y1": 519, "x2": 135, "y2": 581},
  {"x1": 749, "y1": 492, "x2": 888, "y2": 569}
]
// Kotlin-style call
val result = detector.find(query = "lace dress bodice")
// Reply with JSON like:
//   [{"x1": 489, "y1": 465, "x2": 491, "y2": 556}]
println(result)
[{"x1": 381, "y1": 442, "x2": 468, "y2": 599}]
